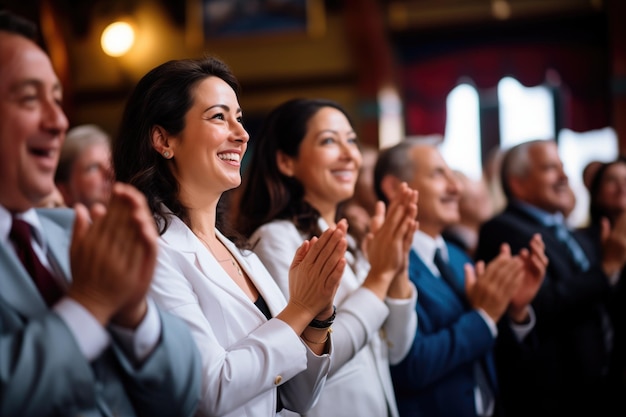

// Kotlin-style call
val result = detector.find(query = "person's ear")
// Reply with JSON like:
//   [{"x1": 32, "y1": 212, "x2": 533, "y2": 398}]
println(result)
[
  {"x1": 508, "y1": 176, "x2": 526, "y2": 200},
  {"x1": 151, "y1": 126, "x2": 173, "y2": 159},
  {"x1": 276, "y1": 150, "x2": 295, "y2": 177},
  {"x1": 380, "y1": 174, "x2": 402, "y2": 202}
]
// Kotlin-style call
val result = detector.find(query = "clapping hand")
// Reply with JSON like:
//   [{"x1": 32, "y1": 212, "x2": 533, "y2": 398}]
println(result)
[
  {"x1": 508, "y1": 234, "x2": 548, "y2": 323},
  {"x1": 68, "y1": 183, "x2": 158, "y2": 328}
]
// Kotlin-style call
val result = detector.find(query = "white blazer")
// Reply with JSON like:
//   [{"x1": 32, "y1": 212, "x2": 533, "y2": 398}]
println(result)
[
  {"x1": 149, "y1": 213, "x2": 332, "y2": 417},
  {"x1": 251, "y1": 219, "x2": 418, "y2": 417}
]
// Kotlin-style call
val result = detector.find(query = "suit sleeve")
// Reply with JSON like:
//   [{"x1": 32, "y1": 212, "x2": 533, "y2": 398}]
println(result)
[
  {"x1": 0, "y1": 303, "x2": 100, "y2": 417},
  {"x1": 278, "y1": 339, "x2": 333, "y2": 413},
  {"x1": 390, "y1": 307, "x2": 494, "y2": 390},
  {"x1": 250, "y1": 221, "x2": 299, "y2": 298},
  {"x1": 110, "y1": 308, "x2": 203, "y2": 417},
  {"x1": 253, "y1": 221, "x2": 416, "y2": 376},
  {"x1": 476, "y1": 217, "x2": 610, "y2": 327},
  {"x1": 382, "y1": 288, "x2": 418, "y2": 365}
]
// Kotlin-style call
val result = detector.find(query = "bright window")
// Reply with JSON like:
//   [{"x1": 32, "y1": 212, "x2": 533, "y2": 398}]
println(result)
[
  {"x1": 440, "y1": 75, "x2": 617, "y2": 227},
  {"x1": 440, "y1": 83, "x2": 482, "y2": 180},
  {"x1": 559, "y1": 127, "x2": 618, "y2": 226},
  {"x1": 498, "y1": 76, "x2": 554, "y2": 149}
]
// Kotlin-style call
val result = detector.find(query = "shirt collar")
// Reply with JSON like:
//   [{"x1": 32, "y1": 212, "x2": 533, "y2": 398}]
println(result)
[
  {"x1": 411, "y1": 230, "x2": 448, "y2": 276},
  {"x1": 0, "y1": 205, "x2": 46, "y2": 249},
  {"x1": 512, "y1": 200, "x2": 564, "y2": 227}
]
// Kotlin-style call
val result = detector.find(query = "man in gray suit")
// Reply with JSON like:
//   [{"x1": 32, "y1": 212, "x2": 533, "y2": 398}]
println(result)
[{"x1": 0, "y1": 11, "x2": 202, "y2": 417}]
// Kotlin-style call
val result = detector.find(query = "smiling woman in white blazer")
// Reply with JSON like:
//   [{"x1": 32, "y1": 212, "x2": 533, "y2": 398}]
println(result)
[
  {"x1": 113, "y1": 57, "x2": 347, "y2": 417},
  {"x1": 235, "y1": 98, "x2": 419, "y2": 417}
]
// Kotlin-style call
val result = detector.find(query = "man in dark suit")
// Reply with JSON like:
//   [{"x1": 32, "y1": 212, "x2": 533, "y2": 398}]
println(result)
[
  {"x1": 475, "y1": 139, "x2": 626, "y2": 416},
  {"x1": 0, "y1": 11, "x2": 201, "y2": 416},
  {"x1": 374, "y1": 140, "x2": 546, "y2": 417}
]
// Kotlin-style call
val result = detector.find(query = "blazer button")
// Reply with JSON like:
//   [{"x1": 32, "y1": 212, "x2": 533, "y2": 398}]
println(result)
[{"x1": 274, "y1": 375, "x2": 283, "y2": 385}]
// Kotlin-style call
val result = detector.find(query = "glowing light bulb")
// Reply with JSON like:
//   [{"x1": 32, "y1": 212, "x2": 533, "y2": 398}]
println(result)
[
  {"x1": 491, "y1": 0, "x2": 512, "y2": 20},
  {"x1": 101, "y1": 21, "x2": 135, "y2": 57}
]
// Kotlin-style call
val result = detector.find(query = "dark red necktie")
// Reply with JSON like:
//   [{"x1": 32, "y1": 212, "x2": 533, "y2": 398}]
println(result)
[{"x1": 9, "y1": 217, "x2": 63, "y2": 306}]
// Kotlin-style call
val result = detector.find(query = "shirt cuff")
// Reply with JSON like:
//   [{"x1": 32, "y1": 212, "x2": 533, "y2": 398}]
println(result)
[
  {"x1": 109, "y1": 297, "x2": 162, "y2": 363},
  {"x1": 509, "y1": 305, "x2": 536, "y2": 342},
  {"x1": 54, "y1": 297, "x2": 110, "y2": 361},
  {"x1": 385, "y1": 282, "x2": 417, "y2": 305},
  {"x1": 477, "y1": 308, "x2": 498, "y2": 338}
]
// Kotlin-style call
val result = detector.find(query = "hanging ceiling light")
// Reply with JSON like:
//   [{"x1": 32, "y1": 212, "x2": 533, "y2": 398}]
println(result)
[{"x1": 101, "y1": 21, "x2": 135, "y2": 57}]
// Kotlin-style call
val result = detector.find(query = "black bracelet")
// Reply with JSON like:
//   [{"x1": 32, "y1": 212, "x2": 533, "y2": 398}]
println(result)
[{"x1": 308, "y1": 305, "x2": 336, "y2": 329}]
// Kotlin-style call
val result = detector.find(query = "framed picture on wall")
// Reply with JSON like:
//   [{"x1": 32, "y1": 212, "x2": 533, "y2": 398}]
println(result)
[{"x1": 187, "y1": 0, "x2": 325, "y2": 46}]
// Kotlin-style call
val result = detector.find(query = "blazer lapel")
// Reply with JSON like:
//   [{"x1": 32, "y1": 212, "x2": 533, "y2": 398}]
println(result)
[
  {"x1": 215, "y1": 229, "x2": 286, "y2": 317},
  {"x1": 446, "y1": 243, "x2": 470, "y2": 294},
  {"x1": 505, "y1": 205, "x2": 575, "y2": 270},
  {"x1": 409, "y1": 249, "x2": 464, "y2": 311},
  {"x1": 220, "y1": 232, "x2": 286, "y2": 317},
  {"x1": 38, "y1": 214, "x2": 72, "y2": 280},
  {"x1": 162, "y1": 215, "x2": 268, "y2": 322},
  {"x1": 0, "y1": 242, "x2": 48, "y2": 317}
]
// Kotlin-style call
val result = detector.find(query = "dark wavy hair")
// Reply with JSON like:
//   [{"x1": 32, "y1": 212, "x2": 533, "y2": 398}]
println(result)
[
  {"x1": 235, "y1": 98, "x2": 355, "y2": 239},
  {"x1": 113, "y1": 56, "x2": 246, "y2": 245}
]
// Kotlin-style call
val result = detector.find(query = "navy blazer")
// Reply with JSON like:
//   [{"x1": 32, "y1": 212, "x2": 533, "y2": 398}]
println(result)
[
  {"x1": 475, "y1": 204, "x2": 620, "y2": 417},
  {"x1": 391, "y1": 241, "x2": 497, "y2": 417}
]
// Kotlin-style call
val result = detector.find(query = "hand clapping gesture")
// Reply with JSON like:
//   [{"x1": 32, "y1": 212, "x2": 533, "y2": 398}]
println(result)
[
  {"x1": 68, "y1": 182, "x2": 158, "y2": 328},
  {"x1": 278, "y1": 220, "x2": 348, "y2": 352},
  {"x1": 362, "y1": 182, "x2": 418, "y2": 300},
  {"x1": 508, "y1": 233, "x2": 548, "y2": 323},
  {"x1": 465, "y1": 244, "x2": 525, "y2": 322}
]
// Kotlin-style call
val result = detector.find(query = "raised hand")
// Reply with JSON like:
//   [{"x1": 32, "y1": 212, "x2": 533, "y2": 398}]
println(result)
[
  {"x1": 285, "y1": 219, "x2": 348, "y2": 323},
  {"x1": 360, "y1": 200, "x2": 385, "y2": 258},
  {"x1": 508, "y1": 233, "x2": 548, "y2": 323},
  {"x1": 465, "y1": 244, "x2": 525, "y2": 322},
  {"x1": 387, "y1": 186, "x2": 419, "y2": 299},
  {"x1": 363, "y1": 182, "x2": 419, "y2": 299},
  {"x1": 68, "y1": 182, "x2": 158, "y2": 328}
]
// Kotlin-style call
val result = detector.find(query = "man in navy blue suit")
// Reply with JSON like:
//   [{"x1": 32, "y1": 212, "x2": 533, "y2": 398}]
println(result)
[
  {"x1": 475, "y1": 139, "x2": 626, "y2": 416},
  {"x1": 374, "y1": 140, "x2": 546, "y2": 417}
]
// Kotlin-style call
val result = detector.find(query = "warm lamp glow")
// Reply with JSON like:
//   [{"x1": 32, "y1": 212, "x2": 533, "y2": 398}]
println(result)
[
  {"x1": 101, "y1": 21, "x2": 135, "y2": 57},
  {"x1": 491, "y1": 0, "x2": 512, "y2": 20}
]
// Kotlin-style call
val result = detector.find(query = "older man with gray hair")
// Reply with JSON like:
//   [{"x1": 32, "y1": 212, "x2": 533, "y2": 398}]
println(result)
[
  {"x1": 374, "y1": 139, "x2": 546, "y2": 417},
  {"x1": 55, "y1": 124, "x2": 112, "y2": 207},
  {"x1": 475, "y1": 139, "x2": 626, "y2": 416}
]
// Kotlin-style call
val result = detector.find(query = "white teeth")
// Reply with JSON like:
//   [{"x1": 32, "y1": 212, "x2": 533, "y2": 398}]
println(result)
[
  {"x1": 332, "y1": 170, "x2": 354, "y2": 179},
  {"x1": 218, "y1": 152, "x2": 240, "y2": 162}
]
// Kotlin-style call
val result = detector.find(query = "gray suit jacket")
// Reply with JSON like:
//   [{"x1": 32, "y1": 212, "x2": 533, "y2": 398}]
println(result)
[{"x1": 0, "y1": 208, "x2": 202, "y2": 417}]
